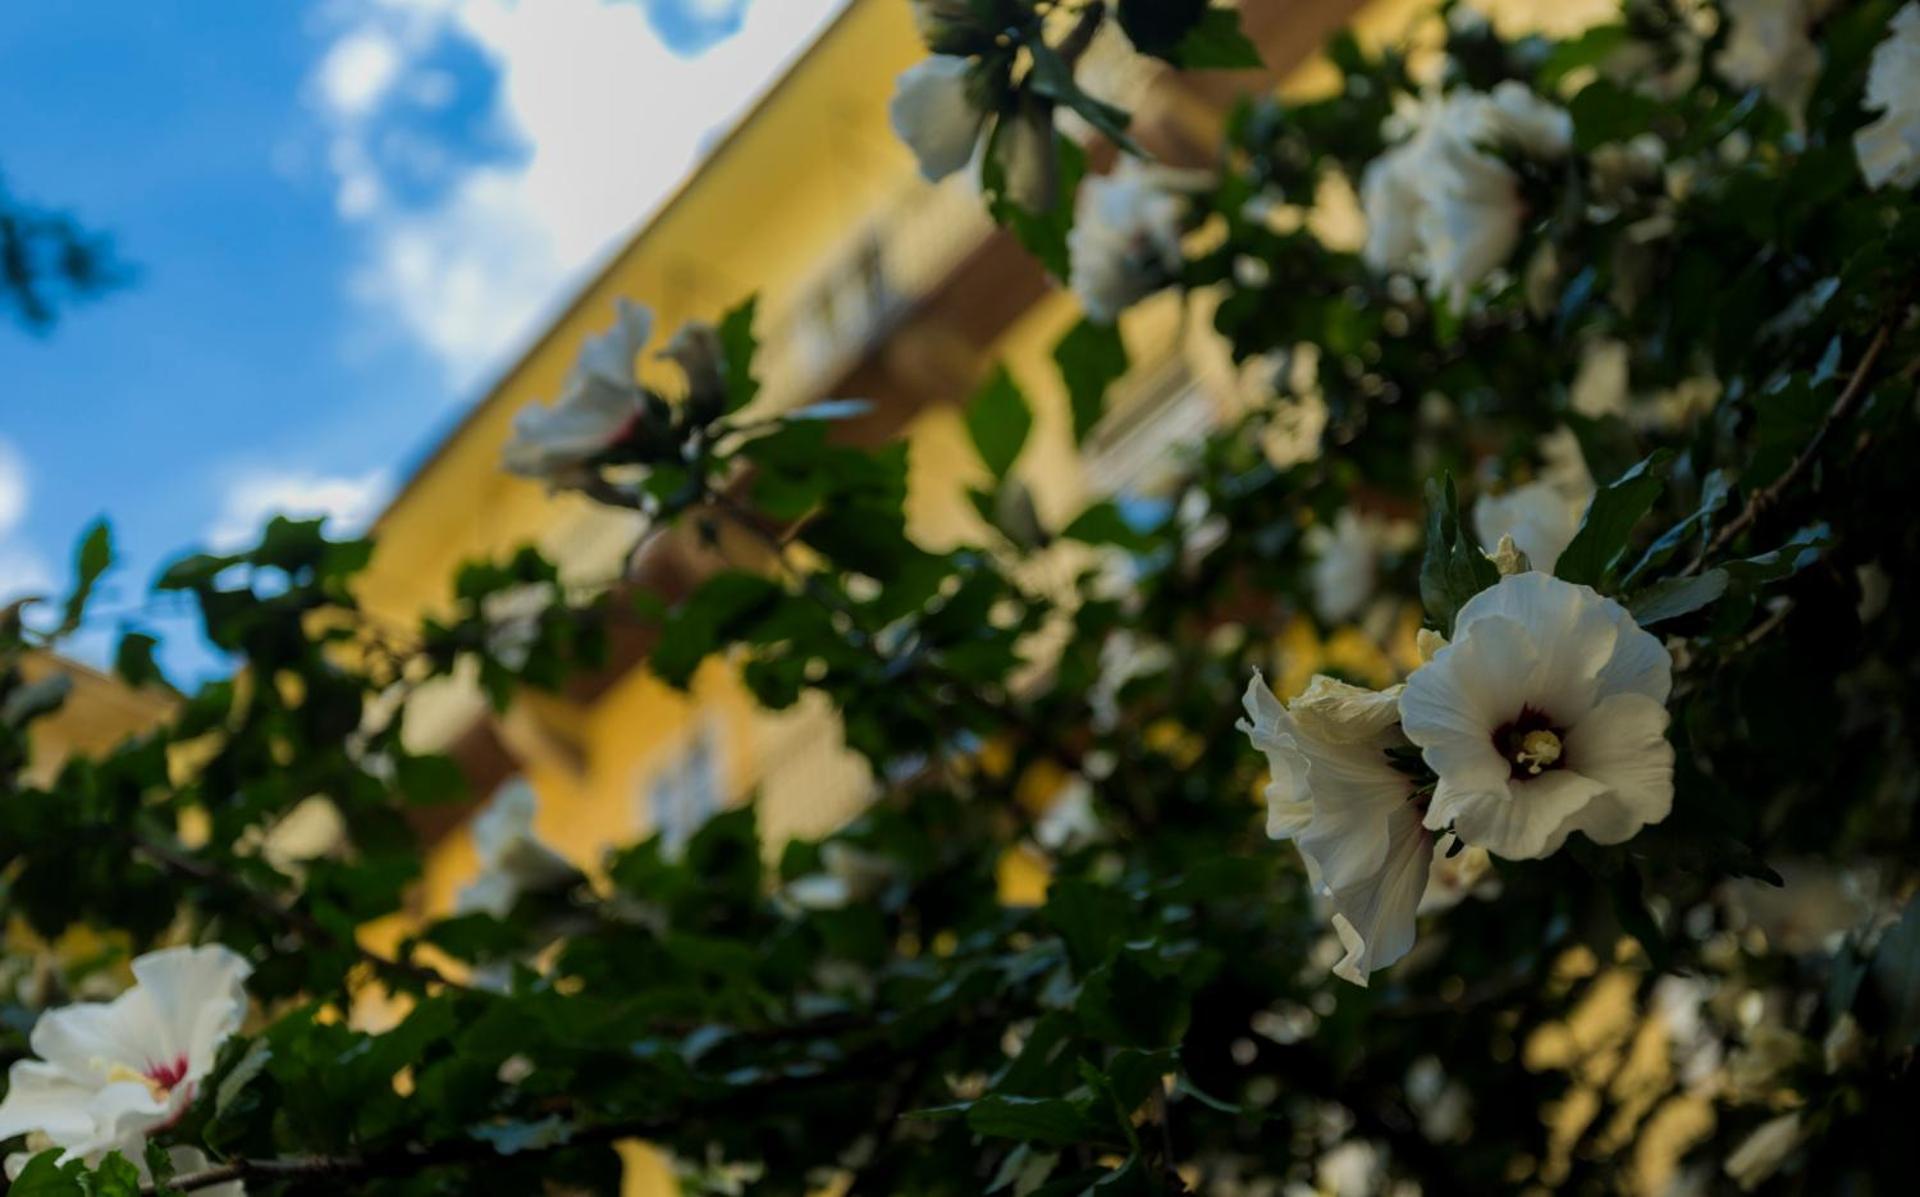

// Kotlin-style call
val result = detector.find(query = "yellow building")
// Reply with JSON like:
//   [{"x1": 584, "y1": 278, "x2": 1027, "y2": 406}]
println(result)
[{"x1": 356, "y1": 0, "x2": 1422, "y2": 935}]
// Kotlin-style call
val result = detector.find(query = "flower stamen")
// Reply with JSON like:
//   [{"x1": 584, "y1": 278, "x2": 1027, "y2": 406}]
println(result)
[
  {"x1": 1492, "y1": 706, "x2": 1569, "y2": 780},
  {"x1": 1515, "y1": 729, "x2": 1563, "y2": 774}
]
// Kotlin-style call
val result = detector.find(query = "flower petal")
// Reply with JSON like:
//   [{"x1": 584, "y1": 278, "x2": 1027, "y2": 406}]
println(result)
[
  {"x1": 1562, "y1": 692, "x2": 1674, "y2": 844},
  {"x1": 1446, "y1": 768, "x2": 1611, "y2": 860},
  {"x1": 1327, "y1": 802, "x2": 1434, "y2": 986},
  {"x1": 130, "y1": 944, "x2": 252, "y2": 1081}
]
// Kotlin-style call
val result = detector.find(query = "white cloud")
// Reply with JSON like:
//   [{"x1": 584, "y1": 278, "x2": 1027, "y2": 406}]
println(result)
[
  {"x1": 208, "y1": 468, "x2": 393, "y2": 550},
  {"x1": 0, "y1": 438, "x2": 26, "y2": 537},
  {"x1": 317, "y1": 28, "x2": 404, "y2": 118},
  {"x1": 0, "y1": 438, "x2": 54, "y2": 606},
  {"x1": 312, "y1": 0, "x2": 849, "y2": 388}
]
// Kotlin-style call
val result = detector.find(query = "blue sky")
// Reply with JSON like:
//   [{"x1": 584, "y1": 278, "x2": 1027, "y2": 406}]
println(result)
[{"x1": 0, "y1": 0, "x2": 845, "y2": 673}]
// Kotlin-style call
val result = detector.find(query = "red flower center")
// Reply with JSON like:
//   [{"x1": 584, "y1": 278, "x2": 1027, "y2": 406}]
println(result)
[{"x1": 145, "y1": 1055, "x2": 190, "y2": 1093}]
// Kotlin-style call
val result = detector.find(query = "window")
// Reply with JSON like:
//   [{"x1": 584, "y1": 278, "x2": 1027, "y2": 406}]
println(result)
[{"x1": 646, "y1": 724, "x2": 723, "y2": 856}]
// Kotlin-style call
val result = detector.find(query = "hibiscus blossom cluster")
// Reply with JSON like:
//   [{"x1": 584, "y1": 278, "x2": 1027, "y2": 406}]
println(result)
[{"x1": 1243, "y1": 571, "x2": 1675, "y2": 985}]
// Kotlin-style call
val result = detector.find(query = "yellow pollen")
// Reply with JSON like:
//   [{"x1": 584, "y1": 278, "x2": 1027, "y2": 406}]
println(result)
[
  {"x1": 1515, "y1": 729, "x2": 1563, "y2": 774},
  {"x1": 104, "y1": 1062, "x2": 170, "y2": 1102}
]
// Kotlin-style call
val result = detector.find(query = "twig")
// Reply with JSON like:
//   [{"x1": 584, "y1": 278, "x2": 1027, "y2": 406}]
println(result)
[
  {"x1": 1687, "y1": 322, "x2": 1896, "y2": 574},
  {"x1": 150, "y1": 1115, "x2": 671, "y2": 1194}
]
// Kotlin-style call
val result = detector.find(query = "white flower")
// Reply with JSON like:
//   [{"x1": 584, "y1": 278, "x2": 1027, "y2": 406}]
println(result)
[
  {"x1": 1068, "y1": 159, "x2": 1189, "y2": 323},
  {"x1": 783, "y1": 843, "x2": 895, "y2": 911},
  {"x1": 1361, "y1": 86, "x2": 1570, "y2": 307},
  {"x1": 1316, "y1": 1140, "x2": 1382, "y2": 1197},
  {"x1": 1034, "y1": 775, "x2": 1105, "y2": 853},
  {"x1": 456, "y1": 778, "x2": 581, "y2": 917},
  {"x1": 503, "y1": 300, "x2": 652, "y2": 486},
  {"x1": 1482, "y1": 80, "x2": 1574, "y2": 159},
  {"x1": 1406, "y1": 1056, "x2": 1472, "y2": 1143},
  {"x1": 1240, "y1": 673, "x2": 1435, "y2": 986},
  {"x1": 1724, "y1": 1111, "x2": 1803, "y2": 1191},
  {"x1": 1306, "y1": 509, "x2": 1416, "y2": 625},
  {"x1": 1418, "y1": 841, "x2": 1495, "y2": 913},
  {"x1": 1472, "y1": 428, "x2": 1595, "y2": 573},
  {"x1": 234, "y1": 795, "x2": 347, "y2": 882},
  {"x1": 1856, "y1": 5, "x2": 1920, "y2": 189},
  {"x1": 0, "y1": 946, "x2": 251, "y2": 1195},
  {"x1": 1399, "y1": 573, "x2": 1675, "y2": 861},
  {"x1": 1717, "y1": 0, "x2": 1820, "y2": 127},
  {"x1": 1570, "y1": 338, "x2": 1631, "y2": 420},
  {"x1": 1089, "y1": 631, "x2": 1173, "y2": 731},
  {"x1": 1474, "y1": 482, "x2": 1581, "y2": 574},
  {"x1": 482, "y1": 583, "x2": 552, "y2": 671},
  {"x1": 889, "y1": 56, "x2": 987, "y2": 184}
]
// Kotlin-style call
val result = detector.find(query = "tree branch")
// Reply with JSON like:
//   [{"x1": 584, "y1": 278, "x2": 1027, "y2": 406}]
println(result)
[{"x1": 1688, "y1": 321, "x2": 1896, "y2": 574}]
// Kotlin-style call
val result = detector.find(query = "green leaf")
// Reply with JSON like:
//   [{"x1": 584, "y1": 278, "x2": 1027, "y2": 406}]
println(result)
[
  {"x1": 1045, "y1": 879, "x2": 1129, "y2": 971},
  {"x1": 3, "y1": 673, "x2": 73, "y2": 728},
  {"x1": 214, "y1": 1038, "x2": 275, "y2": 1121},
  {"x1": 1607, "y1": 862, "x2": 1670, "y2": 973},
  {"x1": 1170, "y1": 8, "x2": 1263, "y2": 69},
  {"x1": 88, "y1": 1152, "x2": 143, "y2": 1197},
  {"x1": 113, "y1": 631, "x2": 163, "y2": 688},
  {"x1": 1555, "y1": 450, "x2": 1673, "y2": 589},
  {"x1": 1419, "y1": 476, "x2": 1499, "y2": 636},
  {"x1": 1077, "y1": 949, "x2": 1190, "y2": 1049},
  {"x1": 58, "y1": 518, "x2": 114, "y2": 636},
  {"x1": 1060, "y1": 502, "x2": 1153, "y2": 553},
  {"x1": 1873, "y1": 894, "x2": 1920, "y2": 1049},
  {"x1": 1054, "y1": 319, "x2": 1128, "y2": 442},
  {"x1": 966, "y1": 366, "x2": 1034, "y2": 480},
  {"x1": 143, "y1": 1141, "x2": 179, "y2": 1194},
  {"x1": 394, "y1": 752, "x2": 470, "y2": 807},
  {"x1": 984, "y1": 126, "x2": 1086, "y2": 279},
  {"x1": 8, "y1": 1152, "x2": 83, "y2": 1197},
  {"x1": 1629, "y1": 569, "x2": 1728, "y2": 627},
  {"x1": 652, "y1": 571, "x2": 783, "y2": 688},
  {"x1": 965, "y1": 1095, "x2": 1105, "y2": 1145},
  {"x1": 1722, "y1": 523, "x2": 1831, "y2": 586},
  {"x1": 1116, "y1": 0, "x2": 1209, "y2": 60},
  {"x1": 719, "y1": 294, "x2": 761, "y2": 413}
]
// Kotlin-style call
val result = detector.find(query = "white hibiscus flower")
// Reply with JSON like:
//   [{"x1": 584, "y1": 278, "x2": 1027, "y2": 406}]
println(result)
[
  {"x1": 1472, "y1": 428, "x2": 1595, "y2": 573},
  {"x1": 503, "y1": 300, "x2": 653, "y2": 487},
  {"x1": 782, "y1": 843, "x2": 896, "y2": 911},
  {"x1": 1856, "y1": 5, "x2": 1920, "y2": 189},
  {"x1": 1399, "y1": 573, "x2": 1675, "y2": 861},
  {"x1": 1240, "y1": 673, "x2": 1435, "y2": 986},
  {"x1": 889, "y1": 55, "x2": 988, "y2": 184},
  {"x1": 1306, "y1": 509, "x2": 1418, "y2": 625},
  {"x1": 481, "y1": 583, "x2": 552, "y2": 671},
  {"x1": 1716, "y1": 0, "x2": 1821, "y2": 127},
  {"x1": 456, "y1": 778, "x2": 582, "y2": 918},
  {"x1": 1569, "y1": 338, "x2": 1631, "y2": 420},
  {"x1": 1361, "y1": 85, "x2": 1570, "y2": 307},
  {"x1": 1067, "y1": 159, "x2": 1192, "y2": 323},
  {"x1": 0, "y1": 945, "x2": 251, "y2": 1195}
]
